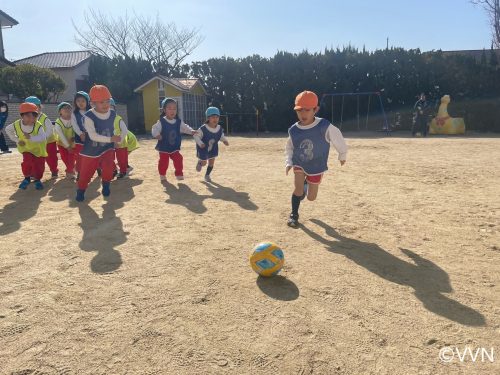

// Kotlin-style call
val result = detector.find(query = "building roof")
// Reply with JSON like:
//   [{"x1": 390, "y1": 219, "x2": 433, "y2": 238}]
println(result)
[
  {"x1": 134, "y1": 75, "x2": 206, "y2": 94},
  {"x1": 0, "y1": 56, "x2": 15, "y2": 67},
  {"x1": 15, "y1": 51, "x2": 92, "y2": 69},
  {"x1": 0, "y1": 10, "x2": 19, "y2": 27}
]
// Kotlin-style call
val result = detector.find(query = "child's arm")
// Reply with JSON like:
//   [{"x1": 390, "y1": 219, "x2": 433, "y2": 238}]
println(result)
[
  {"x1": 4, "y1": 123, "x2": 18, "y2": 144},
  {"x1": 43, "y1": 117, "x2": 54, "y2": 136},
  {"x1": 84, "y1": 116, "x2": 120, "y2": 143},
  {"x1": 326, "y1": 124, "x2": 347, "y2": 164},
  {"x1": 151, "y1": 121, "x2": 162, "y2": 140},
  {"x1": 118, "y1": 120, "x2": 128, "y2": 143},
  {"x1": 27, "y1": 126, "x2": 47, "y2": 143},
  {"x1": 54, "y1": 124, "x2": 70, "y2": 148},
  {"x1": 193, "y1": 129, "x2": 205, "y2": 147},
  {"x1": 221, "y1": 131, "x2": 229, "y2": 146},
  {"x1": 180, "y1": 122, "x2": 196, "y2": 135},
  {"x1": 71, "y1": 113, "x2": 85, "y2": 140},
  {"x1": 285, "y1": 136, "x2": 294, "y2": 174}
]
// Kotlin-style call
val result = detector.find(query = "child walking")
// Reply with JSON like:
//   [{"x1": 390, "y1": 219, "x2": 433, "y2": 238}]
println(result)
[
  {"x1": 194, "y1": 107, "x2": 229, "y2": 182},
  {"x1": 109, "y1": 98, "x2": 132, "y2": 178},
  {"x1": 54, "y1": 102, "x2": 76, "y2": 179},
  {"x1": 25, "y1": 96, "x2": 58, "y2": 178},
  {"x1": 75, "y1": 85, "x2": 122, "y2": 202},
  {"x1": 285, "y1": 91, "x2": 348, "y2": 228},
  {"x1": 151, "y1": 97, "x2": 196, "y2": 182},
  {"x1": 4, "y1": 103, "x2": 47, "y2": 190},
  {"x1": 71, "y1": 91, "x2": 91, "y2": 180}
]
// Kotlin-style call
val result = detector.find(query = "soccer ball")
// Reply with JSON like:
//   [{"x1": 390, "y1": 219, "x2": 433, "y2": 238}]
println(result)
[{"x1": 250, "y1": 242, "x2": 284, "y2": 277}]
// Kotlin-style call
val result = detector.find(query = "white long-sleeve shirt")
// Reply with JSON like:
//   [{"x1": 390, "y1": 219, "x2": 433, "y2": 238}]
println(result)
[
  {"x1": 83, "y1": 109, "x2": 127, "y2": 143},
  {"x1": 70, "y1": 110, "x2": 87, "y2": 136},
  {"x1": 285, "y1": 117, "x2": 348, "y2": 167},
  {"x1": 54, "y1": 118, "x2": 73, "y2": 148},
  {"x1": 40, "y1": 114, "x2": 54, "y2": 138},
  {"x1": 5, "y1": 120, "x2": 47, "y2": 144},
  {"x1": 193, "y1": 124, "x2": 228, "y2": 147},
  {"x1": 151, "y1": 117, "x2": 194, "y2": 138}
]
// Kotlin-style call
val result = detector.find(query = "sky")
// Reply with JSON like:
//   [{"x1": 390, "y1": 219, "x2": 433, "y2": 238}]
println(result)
[{"x1": 1, "y1": 0, "x2": 494, "y2": 62}]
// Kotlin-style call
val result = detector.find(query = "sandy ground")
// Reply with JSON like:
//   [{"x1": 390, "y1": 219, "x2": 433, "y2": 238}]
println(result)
[{"x1": 0, "y1": 134, "x2": 499, "y2": 375}]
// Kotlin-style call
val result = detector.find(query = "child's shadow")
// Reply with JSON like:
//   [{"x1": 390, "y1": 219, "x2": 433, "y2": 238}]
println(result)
[
  {"x1": 75, "y1": 178, "x2": 142, "y2": 273},
  {"x1": 77, "y1": 203, "x2": 126, "y2": 274},
  {"x1": 164, "y1": 182, "x2": 209, "y2": 214},
  {"x1": 301, "y1": 219, "x2": 486, "y2": 327},
  {"x1": 0, "y1": 180, "x2": 54, "y2": 236},
  {"x1": 202, "y1": 181, "x2": 258, "y2": 211}
]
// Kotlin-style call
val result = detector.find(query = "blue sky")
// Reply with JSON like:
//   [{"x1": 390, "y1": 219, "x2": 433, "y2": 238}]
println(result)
[{"x1": 1, "y1": 0, "x2": 494, "y2": 62}]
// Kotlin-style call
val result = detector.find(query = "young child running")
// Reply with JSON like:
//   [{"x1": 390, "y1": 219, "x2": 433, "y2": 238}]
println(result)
[
  {"x1": 285, "y1": 91, "x2": 348, "y2": 228},
  {"x1": 151, "y1": 97, "x2": 196, "y2": 182},
  {"x1": 24, "y1": 96, "x2": 58, "y2": 178},
  {"x1": 75, "y1": 85, "x2": 122, "y2": 202},
  {"x1": 71, "y1": 91, "x2": 91, "y2": 180},
  {"x1": 109, "y1": 98, "x2": 135, "y2": 178},
  {"x1": 54, "y1": 102, "x2": 76, "y2": 179},
  {"x1": 4, "y1": 103, "x2": 47, "y2": 190},
  {"x1": 194, "y1": 107, "x2": 229, "y2": 182}
]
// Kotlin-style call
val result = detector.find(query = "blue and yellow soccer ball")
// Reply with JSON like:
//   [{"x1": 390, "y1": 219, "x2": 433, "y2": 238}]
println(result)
[{"x1": 250, "y1": 242, "x2": 284, "y2": 277}]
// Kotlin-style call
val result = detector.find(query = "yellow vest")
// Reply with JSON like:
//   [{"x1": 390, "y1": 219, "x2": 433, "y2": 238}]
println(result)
[
  {"x1": 55, "y1": 118, "x2": 75, "y2": 148},
  {"x1": 126, "y1": 131, "x2": 139, "y2": 153},
  {"x1": 113, "y1": 114, "x2": 128, "y2": 148},
  {"x1": 14, "y1": 119, "x2": 48, "y2": 157},
  {"x1": 39, "y1": 113, "x2": 56, "y2": 143}
]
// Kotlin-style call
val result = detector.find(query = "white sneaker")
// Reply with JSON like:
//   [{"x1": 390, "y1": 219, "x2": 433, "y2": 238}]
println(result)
[
  {"x1": 204, "y1": 175, "x2": 212, "y2": 182},
  {"x1": 160, "y1": 175, "x2": 167, "y2": 181},
  {"x1": 176, "y1": 175, "x2": 184, "y2": 181}
]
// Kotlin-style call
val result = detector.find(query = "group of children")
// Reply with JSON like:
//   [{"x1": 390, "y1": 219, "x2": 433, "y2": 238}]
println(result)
[{"x1": 5, "y1": 86, "x2": 347, "y2": 226}]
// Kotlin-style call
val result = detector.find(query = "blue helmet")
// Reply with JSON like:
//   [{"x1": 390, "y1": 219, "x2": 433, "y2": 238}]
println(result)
[
  {"x1": 25, "y1": 96, "x2": 41, "y2": 106},
  {"x1": 161, "y1": 97, "x2": 177, "y2": 108},
  {"x1": 205, "y1": 107, "x2": 220, "y2": 118},
  {"x1": 75, "y1": 91, "x2": 90, "y2": 103},
  {"x1": 57, "y1": 102, "x2": 72, "y2": 112}
]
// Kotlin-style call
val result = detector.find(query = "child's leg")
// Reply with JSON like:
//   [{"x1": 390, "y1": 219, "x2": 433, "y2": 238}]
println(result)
[
  {"x1": 290, "y1": 170, "x2": 306, "y2": 220},
  {"x1": 206, "y1": 158, "x2": 215, "y2": 175},
  {"x1": 115, "y1": 147, "x2": 128, "y2": 174},
  {"x1": 74, "y1": 144, "x2": 83, "y2": 173},
  {"x1": 58, "y1": 145, "x2": 72, "y2": 174},
  {"x1": 100, "y1": 150, "x2": 116, "y2": 183},
  {"x1": 33, "y1": 155, "x2": 46, "y2": 181},
  {"x1": 78, "y1": 155, "x2": 99, "y2": 190},
  {"x1": 158, "y1": 152, "x2": 170, "y2": 176},
  {"x1": 306, "y1": 183, "x2": 320, "y2": 201},
  {"x1": 171, "y1": 151, "x2": 184, "y2": 177},
  {"x1": 46, "y1": 142, "x2": 59, "y2": 174},
  {"x1": 21, "y1": 152, "x2": 35, "y2": 178},
  {"x1": 67, "y1": 149, "x2": 75, "y2": 174}
]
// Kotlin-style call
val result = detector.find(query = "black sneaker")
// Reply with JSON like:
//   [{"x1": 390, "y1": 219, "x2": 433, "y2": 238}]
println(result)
[
  {"x1": 96, "y1": 168, "x2": 102, "y2": 177},
  {"x1": 51, "y1": 172, "x2": 58, "y2": 179},
  {"x1": 287, "y1": 213, "x2": 299, "y2": 228},
  {"x1": 1, "y1": 150, "x2": 12, "y2": 154},
  {"x1": 117, "y1": 172, "x2": 127, "y2": 179}
]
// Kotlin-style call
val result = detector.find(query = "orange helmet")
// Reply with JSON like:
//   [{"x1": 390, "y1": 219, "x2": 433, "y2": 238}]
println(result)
[
  {"x1": 89, "y1": 85, "x2": 112, "y2": 102},
  {"x1": 19, "y1": 102, "x2": 39, "y2": 115},
  {"x1": 294, "y1": 91, "x2": 318, "y2": 110}
]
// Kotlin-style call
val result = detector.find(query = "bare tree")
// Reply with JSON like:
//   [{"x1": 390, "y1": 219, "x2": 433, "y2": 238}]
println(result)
[
  {"x1": 73, "y1": 9, "x2": 203, "y2": 75},
  {"x1": 472, "y1": 0, "x2": 500, "y2": 47}
]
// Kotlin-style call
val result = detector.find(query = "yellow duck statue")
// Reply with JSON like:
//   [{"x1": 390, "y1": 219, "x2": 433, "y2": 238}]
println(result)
[{"x1": 430, "y1": 95, "x2": 465, "y2": 135}]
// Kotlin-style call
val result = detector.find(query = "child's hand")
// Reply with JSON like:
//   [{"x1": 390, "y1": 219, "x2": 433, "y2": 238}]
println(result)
[
  {"x1": 155, "y1": 134, "x2": 162, "y2": 140},
  {"x1": 199, "y1": 143, "x2": 205, "y2": 149},
  {"x1": 286, "y1": 165, "x2": 292, "y2": 175},
  {"x1": 111, "y1": 135, "x2": 121, "y2": 143},
  {"x1": 191, "y1": 130, "x2": 196, "y2": 136},
  {"x1": 80, "y1": 133, "x2": 86, "y2": 142},
  {"x1": 340, "y1": 160, "x2": 346, "y2": 166},
  {"x1": 223, "y1": 140, "x2": 229, "y2": 146},
  {"x1": 18, "y1": 140, "x2": 26, "y2": 147}
]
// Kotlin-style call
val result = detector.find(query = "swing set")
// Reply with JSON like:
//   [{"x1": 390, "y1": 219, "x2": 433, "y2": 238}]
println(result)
[{"x1": 319, "y1": 92, "x2": 390, "y2": 134}]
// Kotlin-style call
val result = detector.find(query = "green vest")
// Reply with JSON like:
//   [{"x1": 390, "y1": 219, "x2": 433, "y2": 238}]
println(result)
[
  {"x1": 113, "y1": 114, "x2": 128, "y2": 148},
  {"x1": 14, "y1": 120, "x2": 48, "y2": 157},
  {"x1": 39, "y1": 113, "x2": 56, "y2": 143},
  {"x1": 55, "y1": 118, "x2": 75, "y2": 147},
  {"x1": 126, "y1": 131, "x2": 139, "y2": 153}
]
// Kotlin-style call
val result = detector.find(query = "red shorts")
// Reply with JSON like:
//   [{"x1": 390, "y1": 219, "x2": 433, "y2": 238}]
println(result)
[{"x1": 293, "y1": 167, "x2": 323, "y2": 184}]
